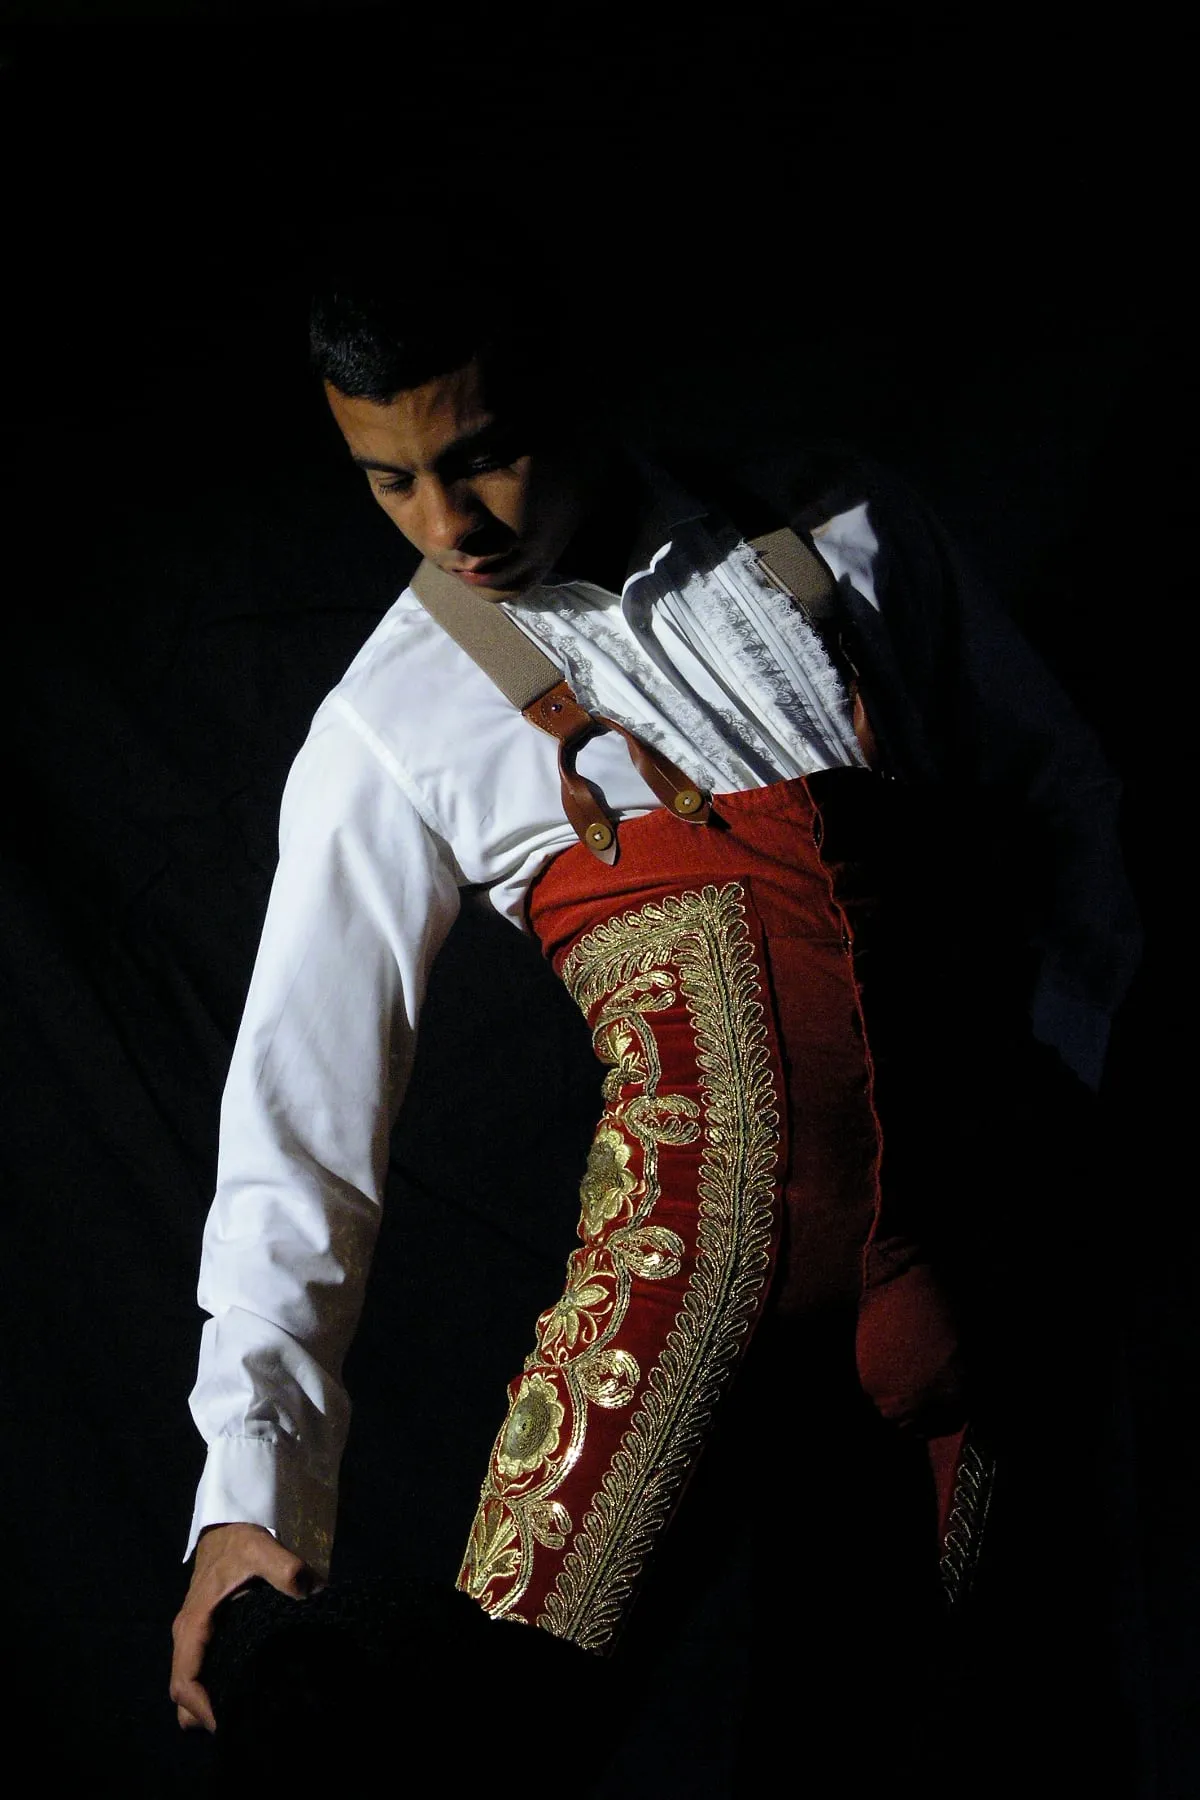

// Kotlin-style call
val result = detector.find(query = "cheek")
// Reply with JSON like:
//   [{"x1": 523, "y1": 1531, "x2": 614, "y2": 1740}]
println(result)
[
  {"x1": 477, "y1": 471, "x2": 530, "y2": 534},
  {"x1": 516, "y1": 462, "x2": 581, "y2": 548},
  {"x1": 371, "y1": 490, "x2": 422, "y2": 548}
]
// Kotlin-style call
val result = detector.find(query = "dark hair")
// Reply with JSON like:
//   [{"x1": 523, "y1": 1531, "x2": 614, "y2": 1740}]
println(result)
[
  {"x1": 308, "y1": 234, "x2": 564, "y2": 410},
  {"x1": 310, "y1": 283, "x2": 480, "y2": 402}
]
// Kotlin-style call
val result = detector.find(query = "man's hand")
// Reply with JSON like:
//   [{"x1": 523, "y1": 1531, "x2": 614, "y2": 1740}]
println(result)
[{"x1": 170, "y1": 1522, "x2": 316, "y2": 1732}]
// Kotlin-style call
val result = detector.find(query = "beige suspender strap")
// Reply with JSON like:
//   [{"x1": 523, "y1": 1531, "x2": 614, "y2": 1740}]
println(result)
[
  {"x1": 747, "y1": 526, "x2": 837, "y2": 621},
  {"x1": 410, "y1": 557, "x2": 562, "y2": 710}
]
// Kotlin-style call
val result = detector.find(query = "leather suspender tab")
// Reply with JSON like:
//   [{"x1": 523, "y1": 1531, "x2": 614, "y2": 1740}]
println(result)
[
  {"x1": 523, "y1": 681, "x2": 596, "y2": 747},
  {"x1": 523, "y1": 682, "x2": 620, "y2": 865},
  {"x1": 523, "y1": 681, "x2": 711, "y2": 865}
]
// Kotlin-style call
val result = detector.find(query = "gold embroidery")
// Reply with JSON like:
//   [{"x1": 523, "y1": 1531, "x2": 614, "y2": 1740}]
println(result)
[
  {"x1": 496, "y1": 1374, "x2": 566, "y2": 1477},
  {"x1": 528, "y1": 1500, "x2": 572, "y2": 1549},
  {"x1": 535, "y1": 1249, "x2": 614, "y2": 1358},
  {"x1": 609, "y1": 1224, "x2": 684, "y2": 1281},
  {"x1": 577, "y1": 1346, "x2": 641, "y2": 1409},
  {"x1": 458, "y1": 883, "x2": 780, "y2": 1648},
  {"x1": 578, "y1": 1124, "x2": 638, "y2": 1240},
  {"x1": 540, "y1": 884, "x2": 780, "y2": 1647},
  {"x1": 464, "y1": 1498, "x2": 522, "y2": 1594},
  {"x1": 940, "y1": 1430, "x2": 996, "y2": 1606}
]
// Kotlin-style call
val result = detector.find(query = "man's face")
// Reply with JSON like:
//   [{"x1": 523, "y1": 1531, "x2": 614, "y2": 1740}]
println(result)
[{"x1": 325, "y1": 357, "x2": 596, "y2": 600}]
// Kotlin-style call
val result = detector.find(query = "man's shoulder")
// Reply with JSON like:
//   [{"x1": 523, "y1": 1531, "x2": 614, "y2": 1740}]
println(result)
[
  {"x1": 330, "y1": 582, "x2": 441, "y2": 694},
  {"x1": 320, "y1": 582, "x2": 476, "y2": 736},
  {"x1": 301, "y1": 578, "x2": 540, "y2": 815}
]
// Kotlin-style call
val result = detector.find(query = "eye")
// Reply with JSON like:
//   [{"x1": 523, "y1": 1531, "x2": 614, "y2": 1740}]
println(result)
[
  {"x1": 375, "y1": 473, "x2": 413, "y2": 497},
  {"x1": 456, "y1": 437, "x2": 526, "y2": 479}
]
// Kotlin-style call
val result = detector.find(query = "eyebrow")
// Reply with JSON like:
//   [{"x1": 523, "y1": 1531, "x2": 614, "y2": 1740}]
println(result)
[{"x1": 350, "y1": 420, "x2": 510, "y2": 477}]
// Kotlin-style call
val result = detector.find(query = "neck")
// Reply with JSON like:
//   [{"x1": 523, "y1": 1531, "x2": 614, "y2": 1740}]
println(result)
[{"x1": 553, "y1": 450, "x2": 645, "y2": 593}]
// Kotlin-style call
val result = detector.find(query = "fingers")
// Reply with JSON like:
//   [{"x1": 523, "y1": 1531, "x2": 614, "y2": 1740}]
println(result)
[
  {"x1": 170, "y1": 1592, "x2": 218, "y2": 1733},
  {"x1": 170, "y1": 1665, "x2": 217, "y2": 1734},
  {"x1": 170, "y1": 1522, "x2": 318, "y2": 1732},
  {"x1": 171, "y1": 1671, "x2": 217, "y2": 1735}
]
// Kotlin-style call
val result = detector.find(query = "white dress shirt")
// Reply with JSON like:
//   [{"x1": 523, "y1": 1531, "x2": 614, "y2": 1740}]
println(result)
[{"x1": 184, "y1": 466, "x2": 890, "y2": 1577}]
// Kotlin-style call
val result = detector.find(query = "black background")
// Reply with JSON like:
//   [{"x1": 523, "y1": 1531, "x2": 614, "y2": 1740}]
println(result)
[{"x1": 0, "y1": 7, "x2": 1188, "y2": 1794}]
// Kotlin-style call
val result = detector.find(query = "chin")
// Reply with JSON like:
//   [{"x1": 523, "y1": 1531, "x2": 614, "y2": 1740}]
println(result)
[{"x1": 486, "y1": 562, "x2": 546, "y2": 600}]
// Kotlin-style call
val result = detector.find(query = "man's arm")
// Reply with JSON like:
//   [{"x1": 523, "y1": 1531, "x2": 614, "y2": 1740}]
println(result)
[{"x1": 173, "y1": 701, "x2": 461, "y2": 1728}]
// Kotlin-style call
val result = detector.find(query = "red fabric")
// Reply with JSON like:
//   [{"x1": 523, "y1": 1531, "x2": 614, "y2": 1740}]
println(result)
[
  {"x1": 533, "y1": 775, "x2": 883, "y2": 1319},
  {"x1": 459, "y1": 772, "x2": 973, "y2": 1640},
  {"x1": 460, "y1": 907, "x2": 788, "y2": 1633},
  {"x1": 530, "y1": 771, "x2": 969, "y2": 1546}
]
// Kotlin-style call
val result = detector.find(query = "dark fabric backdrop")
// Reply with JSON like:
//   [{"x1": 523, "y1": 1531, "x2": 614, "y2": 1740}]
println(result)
[{"x1": 0, "y1": 12, "x2": 1186, "y2": 1795}]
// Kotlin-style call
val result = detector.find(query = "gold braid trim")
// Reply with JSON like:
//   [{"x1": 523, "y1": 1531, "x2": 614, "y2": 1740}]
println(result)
[
  {"x1": 939, "y1": 1430, "x2": 996, "y2": 1607},
  {"x1": 538, "y1": 882, "x2": 780, "y2": 1648},
  {"x1": 459, "y1": 937, "x2": 691, "y2": 1620}
]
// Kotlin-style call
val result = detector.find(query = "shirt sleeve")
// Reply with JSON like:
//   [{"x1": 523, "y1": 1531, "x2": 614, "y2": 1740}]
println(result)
[{"x1": 185, "y1": 700, "x2": 461, "y2": 1577}]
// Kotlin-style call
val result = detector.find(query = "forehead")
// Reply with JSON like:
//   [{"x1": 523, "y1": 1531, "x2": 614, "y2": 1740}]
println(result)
[{"x1": 324, "y1": 359, "x2": 496, "y2": 468}]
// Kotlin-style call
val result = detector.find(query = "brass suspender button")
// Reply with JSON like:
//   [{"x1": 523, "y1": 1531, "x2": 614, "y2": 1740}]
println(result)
[
  {"x1": 674, "y1": 789, "x2": 702, "y2": 815},
  {"x1": 587, "y1": 822, "x2": 614, "y2": 850}
]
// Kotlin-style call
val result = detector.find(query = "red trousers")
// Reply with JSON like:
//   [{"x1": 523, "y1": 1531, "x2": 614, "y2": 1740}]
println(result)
[{"x1": 459, "y1": 770, "x2": 976, "y2": 1648}]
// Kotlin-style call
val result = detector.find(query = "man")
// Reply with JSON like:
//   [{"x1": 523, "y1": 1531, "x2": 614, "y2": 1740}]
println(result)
[{"x1": 170, "y1": 261, "x2": 1138, "y2": 1778}]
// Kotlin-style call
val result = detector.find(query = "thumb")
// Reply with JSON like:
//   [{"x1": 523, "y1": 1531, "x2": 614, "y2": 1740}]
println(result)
[
  {"x1": 264, "y1": 1545, "x2": 320, "y2": 1601},
  {"x1": 286, "y1": 1564, "x2": 316, "y2": 1599}
]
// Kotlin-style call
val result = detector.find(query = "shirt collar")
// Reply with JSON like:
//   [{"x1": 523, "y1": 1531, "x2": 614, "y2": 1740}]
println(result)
[{"x1": 618, "y1": 450, "x2": 708, "y2": 591}]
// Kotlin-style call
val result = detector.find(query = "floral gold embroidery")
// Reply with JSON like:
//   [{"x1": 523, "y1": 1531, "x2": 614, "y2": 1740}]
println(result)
[
  {"x1": 457, "y1": 883, "x2": 781, "y2": 1648},
  {"x1": 496, "y1": 1375, "x2": 566, "y2": 1477},
  {"x1": 578, "y1": 1123, "x2": 638, "y2": 1239},
  {"x1": 540, "y1": 885, "x2": 780, "y2": 1648},
  {"x1": 462, "y1": 1499, "x2": 522, "y2": 1597},
  {"x1": 536, "y1": 1250, "x2": 613, "y2": 1357},
  {"x1": 595, "y1": 1020, "x2": 646, "y2": 1102}
]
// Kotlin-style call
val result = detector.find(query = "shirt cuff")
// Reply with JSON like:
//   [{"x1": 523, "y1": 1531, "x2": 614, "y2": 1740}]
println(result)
[{"x1": 184, "y1": 1435, "x2": 337, "y2": 1582}]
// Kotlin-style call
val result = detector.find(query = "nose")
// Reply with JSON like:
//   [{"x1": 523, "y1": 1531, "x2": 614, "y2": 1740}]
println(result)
[{"x1": 417, "y1": 476, "x2": 484, "y2": 556}]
